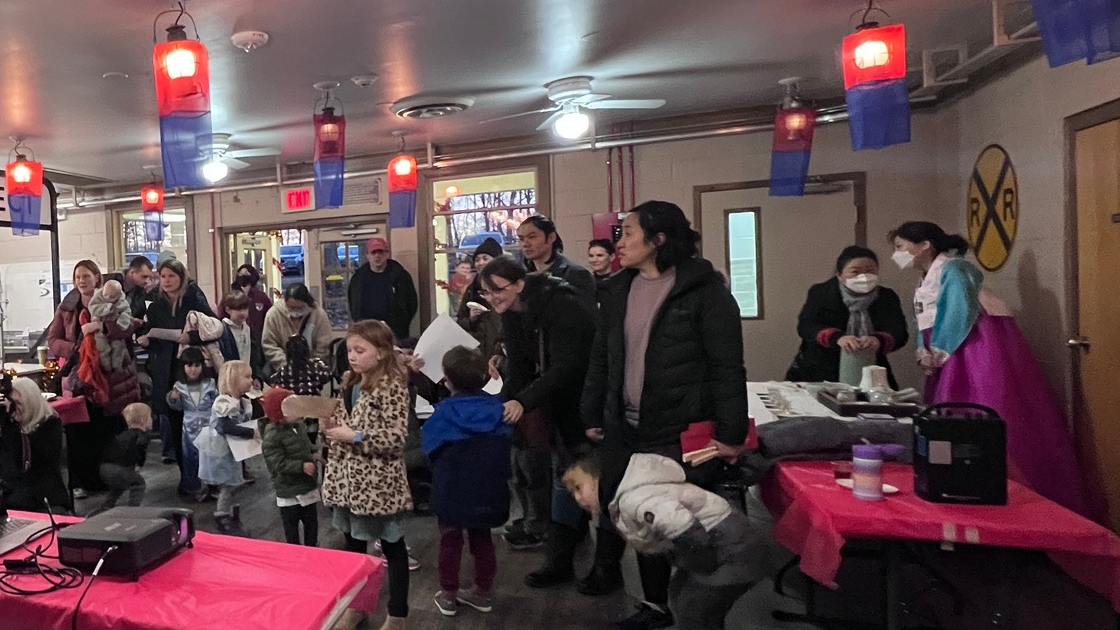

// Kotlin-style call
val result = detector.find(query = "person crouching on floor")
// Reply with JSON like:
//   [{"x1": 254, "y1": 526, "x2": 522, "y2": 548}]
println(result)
[
  {"x1": 261, "y1": 386, "x2": 320, "y2": 546},
  {"x1": 421, "y1": 345, "x2": 511, "y2": 617},
  {"x1": 99, "y1": 402, "x2": 152, "y2": 511},
  {"x1": 564, "y1": 453, "x2": 764, "y2": 630}
]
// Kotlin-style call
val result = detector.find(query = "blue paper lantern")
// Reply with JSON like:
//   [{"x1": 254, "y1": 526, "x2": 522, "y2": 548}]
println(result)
[{"x1": 1032, "y1": 0, "x2": 1120, "y2": 66}]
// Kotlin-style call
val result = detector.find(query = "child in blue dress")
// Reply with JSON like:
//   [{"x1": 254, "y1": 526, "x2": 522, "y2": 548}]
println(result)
[
  {"x1": 167, "y1": 346, "x2": 218, "y2": 502},
  {"x1": 198, "y1": 359, "x2": 257, "y2": 536}
]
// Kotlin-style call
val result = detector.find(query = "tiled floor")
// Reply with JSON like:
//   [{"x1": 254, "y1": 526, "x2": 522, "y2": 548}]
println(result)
[{"x1": 74, "y1": 441, "x2": 818, "y2": 630}]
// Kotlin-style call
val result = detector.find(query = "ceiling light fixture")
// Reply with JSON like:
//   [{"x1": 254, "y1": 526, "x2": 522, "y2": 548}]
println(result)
[
  {"x1": 769, "y1": 77, "x2": 816, "y2": 197},
  {"x1": 387, "y1": 132, "x2": 418, "y2": 228},
  {"x1": 231, "y1": 30, "x2": 270, "y2": 52},
  {"x1": 841, "y1": 1, "x2": 911, "y2": 150},
  {"x1": 202, "y1": 157, "x2": 228, "y2": 182},
  {"x1": 553, "y1": 106, "x2": 590, "y2": 140},
  {"x1": 5, "y1": 138, "x2": 44, "y2": 236},
  {"x1": 313, "y1": 81, "x2": 346, "y2": 208},
  {"x1": 152, "y1": 2, "x2": 212, "y2": 188}
]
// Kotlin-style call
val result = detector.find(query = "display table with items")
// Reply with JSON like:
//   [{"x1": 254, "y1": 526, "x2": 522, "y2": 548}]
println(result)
[{"x1": 0, "y1": 510, "x2": 384, "y2": 630}]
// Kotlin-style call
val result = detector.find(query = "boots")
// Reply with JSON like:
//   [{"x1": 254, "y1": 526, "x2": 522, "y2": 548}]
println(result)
[
  {"x1": 216, "y1": 505, "x2": 250, "y2": 537},
  {"x1": 524, "y1": 522, "x2": 580, "y2": 588},
  {"x1": 577, "y1": 526, "x2": 626, "y2": 596},
  {"x1": 378, "y1": 615, "x2": 406, "y2": 630}
]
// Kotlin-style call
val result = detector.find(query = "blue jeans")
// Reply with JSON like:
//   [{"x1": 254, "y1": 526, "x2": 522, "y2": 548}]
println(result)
[
  {"x1": 159, "y1": 413, "x2": 176, "y2": 461},
  {"x1": 179, "y1": 429, "x2": 203, "y2": 493}
]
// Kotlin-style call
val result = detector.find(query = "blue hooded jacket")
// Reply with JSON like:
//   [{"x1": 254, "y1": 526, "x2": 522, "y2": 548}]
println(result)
[{"x1": 422, "y1": 393, "x2": 512, "y2": 528}]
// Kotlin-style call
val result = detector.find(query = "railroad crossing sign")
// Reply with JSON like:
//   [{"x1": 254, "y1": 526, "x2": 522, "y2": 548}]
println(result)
[{"x1": 967, "y1": 144, "x2": 1018, "y2": 272}]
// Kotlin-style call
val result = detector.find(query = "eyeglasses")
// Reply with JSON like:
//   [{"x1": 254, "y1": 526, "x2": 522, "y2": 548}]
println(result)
[{"x1": 479, "y1": 282, "x2": 513, "y2": 298}]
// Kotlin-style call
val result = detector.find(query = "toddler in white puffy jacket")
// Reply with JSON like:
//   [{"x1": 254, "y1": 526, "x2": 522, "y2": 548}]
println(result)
[{"x1": 564, "y1": 453, "x2": 764, "y2": 630}]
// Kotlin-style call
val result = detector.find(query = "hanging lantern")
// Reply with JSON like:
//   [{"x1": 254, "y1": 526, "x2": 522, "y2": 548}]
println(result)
[
  {"x1": 1031, "y1": 0, "x2": 1120, "y2": 67},
  {"x1": 5, "y1": 151, "x2": 44, "y2": 236},
  {"x1": 141, "y1": 183, "x2": 165, "y2": 241},
  {"x1": 841, "y1": 18, "x2": 910, "y2": 151},
  {"x1": 153, "y1": 9, "x2": 213, "y2": 189},
  {"x1": 769, "y1": 78, "x2": 817, "y2": 197},
  {"x1": 313, "y1": 95, "x2": 346, "y2": 209},
  {"x1": 388, "y1": 152, "x2": 418, "y2": 228}
]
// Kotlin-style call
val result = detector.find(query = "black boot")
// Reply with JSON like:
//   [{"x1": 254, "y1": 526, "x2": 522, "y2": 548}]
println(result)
[
  {"x1": 524, "y1": 522, "x2": 579, "y2": 588},
  {"x1": 577, "y1": 527, "x2": 626, "y2": 596}
]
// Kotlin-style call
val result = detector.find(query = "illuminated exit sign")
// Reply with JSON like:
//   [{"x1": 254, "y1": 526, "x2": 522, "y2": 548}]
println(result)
[{"x1": 281, "y1": 186, "x2": 316, "y2": 213}]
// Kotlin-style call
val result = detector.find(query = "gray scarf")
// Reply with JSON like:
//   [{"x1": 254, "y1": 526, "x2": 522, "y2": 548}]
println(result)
[{"x1": 838, "y1": 280, "x2": 879, "y2": 337}]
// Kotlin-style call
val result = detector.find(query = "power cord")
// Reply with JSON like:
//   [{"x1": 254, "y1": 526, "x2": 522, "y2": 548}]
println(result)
[
  {"x1": 0, "y1": 497, "x2": 81, "y2": 595},
  {"x1": 70, "y1": 545, "x2": 118, "y2": 630}
]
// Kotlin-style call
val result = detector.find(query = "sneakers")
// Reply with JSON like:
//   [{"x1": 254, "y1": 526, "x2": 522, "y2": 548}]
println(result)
[
  {"x1": 503, "y1": 529, "x2": 545, "y2": 550},
  {"x1": 616, "y1": 604, "x2": 674, "y2": 630},
  {"x1": 371, "y1": 541, "x2": 421, "y2": 571},
  {"x1": 72, "y1": 488, "x2": 88, "y2": 500},
  {"x1": 434, "y1": 590, "x2": 458, "y2": 617},
  {"x1": 456, "y1": 587, "x2": 493, "y2": 613},
  {"x1": 576, "y1": 564, "x2": 624, "y2": 596}
]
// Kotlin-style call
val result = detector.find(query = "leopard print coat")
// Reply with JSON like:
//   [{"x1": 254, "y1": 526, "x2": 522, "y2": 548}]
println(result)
[{"x1": 321, "y1": 375, "x2": 413, "y2": 516}]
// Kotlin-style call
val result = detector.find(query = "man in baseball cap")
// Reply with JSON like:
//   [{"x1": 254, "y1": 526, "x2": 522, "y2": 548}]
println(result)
[{"x1": 347, "y1": 236, "x2": 417, "y2": 340}]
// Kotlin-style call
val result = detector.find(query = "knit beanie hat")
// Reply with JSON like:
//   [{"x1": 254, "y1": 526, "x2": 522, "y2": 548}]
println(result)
[
  {"x1": 261, "y1": 387, "x2": 295, "y2": 422},
  {"x1": 473, "y1": 237, "x2": 503, "y2": 260}
]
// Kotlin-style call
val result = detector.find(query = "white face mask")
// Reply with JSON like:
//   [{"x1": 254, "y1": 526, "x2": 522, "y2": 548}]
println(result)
[
  {"x1": 891, "y1": 250, "x2": 915, "y2": 270},
  {"x1": 844, "y1": 273, "x2": 879, "y2": 294}
]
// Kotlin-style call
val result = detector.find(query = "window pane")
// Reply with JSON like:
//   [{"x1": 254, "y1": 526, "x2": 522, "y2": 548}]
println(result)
[
  {"x1": 727, "y1": 210, "x2": 760, "y2": 318},
  {"x1": 120, "y1": 208, "x2": 188, "y2": 267}
]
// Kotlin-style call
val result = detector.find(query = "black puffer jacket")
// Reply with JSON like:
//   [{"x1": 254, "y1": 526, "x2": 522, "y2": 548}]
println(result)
[
  {"x1": 525, "y1": 252, "x2": 597, "y2": 315},
  {"x1": 500, "y1": 274, "x2": 596, "y2": 449},
  {"x1": 144, "y1": 282, "x2": 215, "y2": 414},
  {"x1": 347, "y1": 259, "x2": 418, "y2": 341},
  {"x1": 582, "y1": 257, "x2": 748, "y2": 451}
]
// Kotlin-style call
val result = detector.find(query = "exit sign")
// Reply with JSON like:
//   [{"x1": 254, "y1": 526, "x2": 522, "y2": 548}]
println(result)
[{"x1": 281, "y1": 186, "x2": 315, "y2": 213}]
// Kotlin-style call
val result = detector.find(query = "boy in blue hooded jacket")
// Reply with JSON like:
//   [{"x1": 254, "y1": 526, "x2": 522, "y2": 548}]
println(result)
[{"x1": 422, "y1": 345, "x2": 511, "y2": 617}]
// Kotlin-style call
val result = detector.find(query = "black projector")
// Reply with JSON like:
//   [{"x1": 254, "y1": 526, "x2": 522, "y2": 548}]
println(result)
[
  {"x1": 914, "y1": 403, "x2": 1007, "y2": 506},
  {"x1": 58, "y1": 507, "x2": 195, "y2": 580}
]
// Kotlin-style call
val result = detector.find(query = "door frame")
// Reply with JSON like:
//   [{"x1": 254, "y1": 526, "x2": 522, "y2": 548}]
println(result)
[
  {"x1": 1063, "y1": 98, "x2": 1120, "y2": 421},
  {"x1": 691, "y1": 171, "x2": 869, "y2": 246}
]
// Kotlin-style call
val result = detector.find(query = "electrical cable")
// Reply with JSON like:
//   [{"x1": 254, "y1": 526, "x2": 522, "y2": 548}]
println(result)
[{"x1": 70, "y1": 545, "x2": 118, "y2": 630}]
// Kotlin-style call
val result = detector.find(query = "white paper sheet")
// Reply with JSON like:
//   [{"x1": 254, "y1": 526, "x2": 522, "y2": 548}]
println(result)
[
  {"x1": 483, "y1": 378, "x2": 502, "y2": 395},
  {"x1": 145, "y1": 328, "x2": 183, "y2": 341},
  {"x1": 227, "y1": 420, "x2": 262, "y2": 462},
  {"x1": 413, "y1": 313, "x2": 480, "y2": 383},
  {"x1": 415, "y1": 395, "x2": 435, "y2": 417}
]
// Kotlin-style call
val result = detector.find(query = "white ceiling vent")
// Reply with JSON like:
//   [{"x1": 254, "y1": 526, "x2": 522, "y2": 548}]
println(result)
[{"x1": 391, "y1": 96, "x2": 475, "y2": 119}]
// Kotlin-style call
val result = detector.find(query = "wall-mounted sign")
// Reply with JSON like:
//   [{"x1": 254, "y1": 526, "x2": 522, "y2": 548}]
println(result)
[
  {"x1": 281, "y1": 186, "x2": 315, "y2": 214},
  {"x1": 967, "y1": 144, "x2": 1018, "y2": 272}
]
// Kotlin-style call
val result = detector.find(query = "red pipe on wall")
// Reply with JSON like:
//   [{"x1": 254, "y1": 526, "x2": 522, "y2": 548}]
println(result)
[{"x1": 606, "y1": 145, "x2": 614, "y2": 213}]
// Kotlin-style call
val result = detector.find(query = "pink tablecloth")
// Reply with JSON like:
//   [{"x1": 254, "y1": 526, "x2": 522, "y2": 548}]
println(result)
[
  {"x1": 49, "y1": 395, "x2": 89, "y2": 425},
  {"x1": 760, "y1": 461, "x2": 1120, "y2": 612},
  {"x1": 0, "y1": 511, "x2": 385, "y2": 630}
]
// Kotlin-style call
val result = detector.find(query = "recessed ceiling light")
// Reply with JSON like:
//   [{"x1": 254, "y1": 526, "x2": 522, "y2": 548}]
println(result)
[{"x1": 101, "y1": 72, "x2": 130, "y2": 80}]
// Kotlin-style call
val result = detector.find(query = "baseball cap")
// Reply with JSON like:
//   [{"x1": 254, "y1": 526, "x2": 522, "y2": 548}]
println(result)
[{"x1": 367, "y1": 237, "x2": 389, "y2": 253}]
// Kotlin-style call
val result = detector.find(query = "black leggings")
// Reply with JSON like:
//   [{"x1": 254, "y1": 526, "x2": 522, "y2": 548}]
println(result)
[
  {"x1": 345, "y1": 533, "x2": 409, "y2": 618},
  {"x1": 279, "y1": 503, "x2": 318, "y2": 546}
]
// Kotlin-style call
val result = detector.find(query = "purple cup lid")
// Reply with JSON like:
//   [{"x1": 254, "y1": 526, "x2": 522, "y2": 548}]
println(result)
[{"x1": 852, "y1": 444, "x2": 882, "y2": 459}]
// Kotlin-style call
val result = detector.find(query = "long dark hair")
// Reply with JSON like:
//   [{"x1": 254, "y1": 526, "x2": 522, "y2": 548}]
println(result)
[
  {"x1": 888, "y1": 221, "x2": 970, "y2": 256},
  {"x1": 520, "y1": 215, "x2": 564, "y2": 254},
  {"x1": 282, "y1": 283, "x2": 316, "y2": 308},
  {"x1": 177, "y1": 346, "x2": 210, "y2": 384},
  {"x1": 630, "y1": 200, "x2": 700, "y2": 272},
  {"x1": 284, "y1": 334, "x2": 312, "y2": 371}
]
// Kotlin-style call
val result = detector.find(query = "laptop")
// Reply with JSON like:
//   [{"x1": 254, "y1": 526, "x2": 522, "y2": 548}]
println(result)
[{"x1": 0, "y1": 489, "x2": 52, "y2": 557}]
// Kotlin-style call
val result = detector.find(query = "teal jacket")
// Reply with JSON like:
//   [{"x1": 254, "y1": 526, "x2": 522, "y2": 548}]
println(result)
[
  {"x1": 928, "y1": 257, "x2": 983, "y2": 356},
  {"x1": 262, "y1": 422, "x2": 318, "y2": 499}
]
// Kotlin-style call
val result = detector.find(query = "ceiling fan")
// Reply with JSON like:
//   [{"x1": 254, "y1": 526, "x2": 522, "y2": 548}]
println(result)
[
  {"x1": 202, "y1": 132, "x2": 281, "y2": 181},
  {"x1": 482, "y1": 76, "x2": 666, "y2": 139}
]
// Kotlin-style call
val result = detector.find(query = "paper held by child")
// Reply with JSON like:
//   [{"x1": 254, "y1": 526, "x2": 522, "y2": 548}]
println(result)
[
  {"x1": 413, "y1": 313, "x2": 480, "y2": 383},
  {"x1": 145, "y1": 328, "x2": 184, "y2": 341},
  {"x1": 680, "y1": 419, "x2": 758, "y2": 466},
  {"x1": 282, "y1": 395, "x2": 338, "y2": 420},
  {"x1": 228, "y1": 420, "x2": 262, "y2": 462}
]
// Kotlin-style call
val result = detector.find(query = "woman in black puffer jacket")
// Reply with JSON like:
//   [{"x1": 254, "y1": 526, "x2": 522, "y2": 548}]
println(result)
[{"x1": 580, "y1": 200, "x2": 749, "y2": 627}]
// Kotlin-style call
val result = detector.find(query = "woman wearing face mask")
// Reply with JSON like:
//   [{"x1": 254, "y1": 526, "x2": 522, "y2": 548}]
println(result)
[
  {"x1": 890, "y1": 221, "x2": 1094, "y2": 520},
  {"x1": 218, "y1": 264, "x2": 272, "y2": 344},
  {"x1": 786, "y1": 246, "x2": 908, "y2": 387},
  {"x1": 262, "y1": 283, "x2": 333, "y2": 372}
]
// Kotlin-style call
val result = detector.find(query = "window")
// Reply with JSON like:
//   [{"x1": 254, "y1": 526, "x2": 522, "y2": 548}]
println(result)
[
  {"x1": 430, "y1": 170, "x2": 538, "y2": 315},
  {"x1": 726, "y1": 208, "x2": 762, "y2": 319},
  {"x1": 117, "y1": 207, "x2": 188, "y2": 268}
]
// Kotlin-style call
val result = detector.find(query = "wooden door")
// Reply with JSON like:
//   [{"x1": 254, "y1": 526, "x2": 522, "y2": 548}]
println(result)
[{"x1": 1074, "y1": 119, "x2": 1120, "y2": 530}]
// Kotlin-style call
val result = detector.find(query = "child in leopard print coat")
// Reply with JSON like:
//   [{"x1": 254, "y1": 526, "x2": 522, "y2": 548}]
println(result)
[{"x1": 320, "y1": 320, "x2": 412, "y2": 630}]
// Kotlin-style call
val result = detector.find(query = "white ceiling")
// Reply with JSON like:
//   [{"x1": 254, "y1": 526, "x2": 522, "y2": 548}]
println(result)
[{"x1": 0, "y1": 0, "x2": 1001, "y2": 184}]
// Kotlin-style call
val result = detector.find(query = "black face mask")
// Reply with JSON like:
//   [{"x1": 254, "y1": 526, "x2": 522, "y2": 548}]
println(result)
[{"x1": 237, "y1": 276, "x2": 254, "y2": 288}]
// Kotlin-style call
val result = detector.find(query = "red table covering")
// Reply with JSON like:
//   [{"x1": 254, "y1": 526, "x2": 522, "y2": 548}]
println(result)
[
  {"x1": 0, "y1": 511, "x2": 385, "y2": 630},
  {"x1": 760, "y1": 461, "x2": 1120, "y2": 612},
  {"x1": 49, "y1": 395, "x2": 89, "y2": 425}
]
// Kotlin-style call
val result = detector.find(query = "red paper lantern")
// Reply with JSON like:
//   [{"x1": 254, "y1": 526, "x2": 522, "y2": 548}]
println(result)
[
  {"x1": 388, "y1": 154, "x2": 418, "y2": 192},
  {"x1": 773, "y1": 107, "x2": 817, "y2": 149},
  {"x1": 314, "y1": 106, "x2": 346, "y2": 161},
  {"x1": 841, "y1": 23, "x2": 907, "y2": 90},
  {"x1": 141, "y1": 184, "x2": 165, "y2": 211},
  {"x1": 153, "y1": 25, "x2": 211, "y2": 116},
  {"x1": 5, "y1": 155, "x2": 43, "y2": 197}
]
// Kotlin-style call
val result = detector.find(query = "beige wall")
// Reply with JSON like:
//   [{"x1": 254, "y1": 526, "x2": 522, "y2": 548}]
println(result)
[
  {"x1": 943, "y1": 56, "x2": 1120, "y2": 408},
  {"x1": 552, "y1": 111, "x2": 959, "y2": 390},
  {"x1": 0, "y1": 206, "x2": 110, "y2": 268}
]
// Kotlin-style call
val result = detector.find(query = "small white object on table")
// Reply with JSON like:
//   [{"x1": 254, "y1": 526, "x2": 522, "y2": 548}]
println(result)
[{"x1": 748, "y1": 381, "x2": 913, "y2": 425}]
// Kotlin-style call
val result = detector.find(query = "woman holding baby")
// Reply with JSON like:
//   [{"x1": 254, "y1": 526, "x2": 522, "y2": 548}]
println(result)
[{"x1": 47, "y1": 260, "x2": 141, "y2": 499}]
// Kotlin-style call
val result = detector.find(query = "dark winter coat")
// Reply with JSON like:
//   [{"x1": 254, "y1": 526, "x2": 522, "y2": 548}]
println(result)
[
  {"x1": 0, "y1": 416, "x2": 71, "y2": 513},
  {"x1": 144, "y1": 282, "x2": 215, "y2": 414},
  {"x1": 347, "y1": 259, "x2": 418, "y2": 340},
  {"x1": 217, "y1": 325, "x2": 269, "y2": 382},
  {"x1": 582, "y1": 258, "x2": 749, "y2": 452},
  {"x1": 454, "y1": 277, "x2": 503, "y2": 359},
  {"x1": 421, "y1": 393, "x2": 511, "y2": 529},
  {"x1": 525, "y1": 252, "x2": 597, "y2": 315},
  {"x1": 217, "y1": 284, "x2": 272, "y2": 344},
  {"x1": 48, "y1": 290, "x2": 140, "y2": 415},
  {"x1": 785, "y1": 278, "x2": 909, "y2": 389},
  {"x1": 501, "y1": 274, "x2": 596, "y2": 450},
  {"x1": 262, "y1": 421, "x2": 318, "y2": 499}
]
